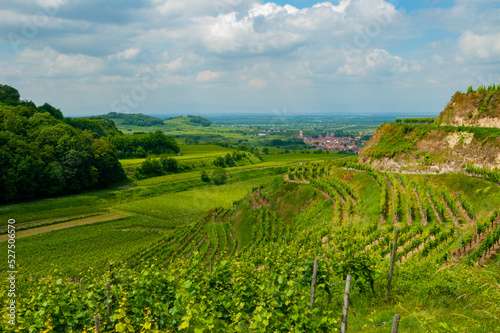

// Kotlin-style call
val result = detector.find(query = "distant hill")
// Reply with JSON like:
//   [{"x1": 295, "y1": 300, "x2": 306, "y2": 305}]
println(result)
[
  {"x1": 89, "y1": 112, "x2": 164, "y2": 127},
  {"x1": 165, "y1": 115, "x2": 212, "y2": 127},
  {"x1": 87, "y1": 113, "x2": 212, "y2": 129},
  {"x1": 64, "y1": 117, "x2": 122, "y2": 137},
  {"x1": 360, "y1": 85, "x2": 500, "y2": 173}
]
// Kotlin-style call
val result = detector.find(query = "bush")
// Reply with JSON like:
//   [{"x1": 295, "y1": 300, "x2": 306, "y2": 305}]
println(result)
[
  {"x1": 201, "y1": 170, "x2": 210, "y2": 182},
  {"x1": 161, "y1": 156, "x2": 178, "y2": 172},
  {"x1": 214, "y1": 156, "x2": 226, "y2": 168},
  {"x1": 211, "y1": 168, "x2": 228, "y2": 185},
  {"x1": 140, "y1": 158, "x2": 164, "y2": 177}
]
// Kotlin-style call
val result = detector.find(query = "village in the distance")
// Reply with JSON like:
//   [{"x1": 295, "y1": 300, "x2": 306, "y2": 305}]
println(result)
[{"x1": 295, "y1": 130, "x2": 367, "y2": 154}]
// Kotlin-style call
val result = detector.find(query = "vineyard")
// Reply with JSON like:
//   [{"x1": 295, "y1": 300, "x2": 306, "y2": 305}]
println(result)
[{"x1": 2, "y1": 159, "x2": 500, "y2": 332}]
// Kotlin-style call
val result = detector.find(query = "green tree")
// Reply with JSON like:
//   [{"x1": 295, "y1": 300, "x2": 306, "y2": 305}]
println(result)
[
  {"x1": 211, "y1": 167, "x2": 228, "y2": 185},
  {"x1": 0, "y1": 88, "x2": 128, "y2": 203},
  {"x1": 135, "y1": 147, "x2": 147, "y2": 158},
  {"x1": 213, "y1": 156, "x2": 226, "y2": 168},
  {"x1": 0, "y1": 85, "x2": 21, "y2": 105},
  {"x1": 140, "y1": 158, "x2": 164, "y2": 177},
  {"x1": 224, "y1": 153, "x2": 235, "y2": 167},
  {"x1": 92, "y1": 138, "x2": 126, "y2": 186},
  {"x1": 200, "y1": 170, "x2": 210, "y2": 182},
  {"x1": 161, "y1": 157, "x2": 178, "y2": 172},
  {"x1": 38, "y1": 103, "x2": 64, "y2": 120}
]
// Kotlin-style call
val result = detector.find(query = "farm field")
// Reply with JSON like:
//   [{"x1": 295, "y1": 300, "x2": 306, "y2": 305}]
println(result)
[
  {"x1": 2, "y1": 116, "x2": 500, "y2": 332},
  {"x1": 7, "y1": 215, "x2": 169, "y2": 276},
  {"x1": 120, "y1": 144, "x2": 235, "y2": 168},
  {"x1": 115, "y1": 175, "x2": 279, "y2": 221},
  {"x1": 0, "y1": 147, "x2": 341, "y2": 234},
  {"x1": 3, "y1": 159, "x2": 500, "y2": 332}
]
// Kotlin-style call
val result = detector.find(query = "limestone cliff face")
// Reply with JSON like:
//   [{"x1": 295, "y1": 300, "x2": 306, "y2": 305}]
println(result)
[{"x1": 360, "y1": 87, "x2": 500, "y2": 173}]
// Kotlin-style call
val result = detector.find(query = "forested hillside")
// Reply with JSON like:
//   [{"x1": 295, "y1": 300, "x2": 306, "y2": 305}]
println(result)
[
  {"x1": 0, "y1": 87, "x2": 127, "y2": 202},
  {"x1": 0, "y1": 85, "x2": 177, "y2": 203}
]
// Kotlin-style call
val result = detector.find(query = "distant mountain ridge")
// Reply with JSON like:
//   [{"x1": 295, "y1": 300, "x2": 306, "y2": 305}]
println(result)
[{"x1": 360, "y1": 85, "x2": 500, "y2": 174}]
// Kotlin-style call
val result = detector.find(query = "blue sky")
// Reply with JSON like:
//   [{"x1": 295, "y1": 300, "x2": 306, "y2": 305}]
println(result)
[{"x1": 1, "y1": 0, "x2": 499, "y2": 117}]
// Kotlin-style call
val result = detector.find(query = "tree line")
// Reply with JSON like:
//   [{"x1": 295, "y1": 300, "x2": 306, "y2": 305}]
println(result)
[
  {"x1": 465, "y1": 84, "x2": 500, "y2": 95},
  {"x1": 394, "y1": 118, "x2": 435, "y2": 124},
  {"x1": 109, "y1": 131, "x2": 179, "y2": 158},
  {"x1": 0, "y1": 102, "x2": 126, "y2": 202},
  {"x1": 138, "y1": 151, "x2": 246, "y2": 179}
]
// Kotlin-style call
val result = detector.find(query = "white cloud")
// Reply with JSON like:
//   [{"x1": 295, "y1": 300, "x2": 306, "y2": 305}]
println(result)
[
  {"x1": 16, "y1": 47, "x2": 105, "y2": 77},
  {"x1": 180, "y1": 0, "x2": 400, "y2": 56},
  {"x1": 158, "y1": 58, "x2": 183, "y2": 72},
  {"x1": 337, "y1": 48, "x2": 423, "y2": 76},
  {"x1": 107, "y1": 47, "x2": 140, "y2": 61},
  {"x1": 458, "y1": 31, "x2": 500, "y2": 59},
  {"x1": 248, "y1": 78, "x2": 268, "y2": 89},
  {"x1": 196, "y1": 70, "x2": 221, "y2": 82}
]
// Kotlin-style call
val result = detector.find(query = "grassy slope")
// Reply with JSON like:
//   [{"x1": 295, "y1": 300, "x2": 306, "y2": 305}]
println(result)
[
  {"x1": 230, "y1": 179, "x2": 322, "y2": 251},
  {"x1": 114, "y1": 176, "x2": 279, "y2": 221},
  {"x1": 12, "y1": 216, "x2": 167, "y2": 275},
  {"x1": 0, "y1": 150, "x2": 345, "y2": 231},
  {"x1": 330, "y1": 167, "x2": 382, "y2": 222}
]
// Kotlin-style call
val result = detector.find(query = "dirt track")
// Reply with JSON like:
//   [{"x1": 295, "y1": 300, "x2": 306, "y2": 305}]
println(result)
[{"x1": 0, "y1": 212, "x2": 126, "y2": 242}]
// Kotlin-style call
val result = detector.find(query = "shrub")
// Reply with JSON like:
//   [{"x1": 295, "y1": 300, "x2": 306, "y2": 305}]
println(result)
[
  {"x1": 211, "y1": 167, "x2": 228, "y2": 185},
  {"x1": 201, "y1": 170, "x2": 210, "y2": 182}
]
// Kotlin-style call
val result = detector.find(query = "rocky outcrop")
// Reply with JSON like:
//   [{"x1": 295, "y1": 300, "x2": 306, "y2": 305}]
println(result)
[
  {"x1": 436, "y1": 88, "x2": 500, "y2": 128},
  {"x1": 360, "y1": 86, "x2": 500, "y2": 173}
]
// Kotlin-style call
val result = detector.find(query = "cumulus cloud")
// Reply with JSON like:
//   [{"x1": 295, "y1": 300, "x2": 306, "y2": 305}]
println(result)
[
  {"x1": 196, "y1": 70, "x2": 221, "y2": 82},
  {"x1": 248, "y1": 78, "x2": 268, "y2": 89},
  {"x1": 107, "y1": 47, "x2": 140, "y2": 61},
  {"x1": 16, "y1": 47, "x2": 105, "y2": 77},
  {"x1": 458, "y1": 31, "x2": 500, "y2": 59}
]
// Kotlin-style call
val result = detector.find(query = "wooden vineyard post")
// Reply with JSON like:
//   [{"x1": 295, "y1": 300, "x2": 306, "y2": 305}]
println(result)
[
  {"x1": 385, "y1": 229, "x2": 399, "y2": 301},
  {"x1": 109, "y1": 263, "x2": 114, "y2": 284},
  {"x1": 341, "y1": 274, "x2": 352, "y2": 333},
  {"x1": 106, "y1": 282, "x2": 111, "y2": 323},
  {"x1": 460, "y1": 232, "x2": 462, "y2": 252},
  {"x1": 308, "y1": 258, "x2": 319, "y2": 319},
  {"x1": 391, "y1": 314, "x2": 400, "y2": 333},
  {"x1": 95, "y1": 315, "x2": 100, "y2": 333}
]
